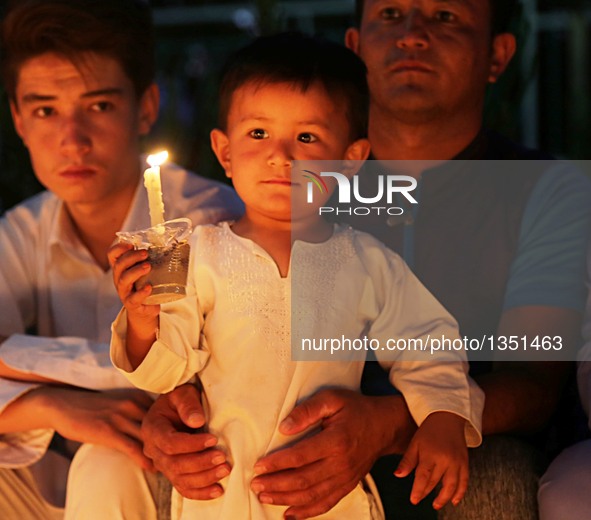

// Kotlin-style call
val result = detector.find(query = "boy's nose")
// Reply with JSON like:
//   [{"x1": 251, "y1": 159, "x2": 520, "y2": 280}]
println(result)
[
  {"x1": 267, "y1": 141, "x2": 292, "y2": 168},
  {"x1": 396, "y1": 10, "x2": 429, "y2": 51},
  {"x1": 60, "y1": 114, "x2": 91, "y2": 157}
]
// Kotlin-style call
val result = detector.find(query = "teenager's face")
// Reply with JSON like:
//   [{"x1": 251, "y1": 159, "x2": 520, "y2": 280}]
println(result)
[
  {"x1": 346, "y1": 0, "x2": 512, "y2": 124},
  {"x1": 211, "y1": 81, "x2": 369, "y2": 223},
  {"x1": 11, "y1": 52, "x2": 158, "y2": 210}
]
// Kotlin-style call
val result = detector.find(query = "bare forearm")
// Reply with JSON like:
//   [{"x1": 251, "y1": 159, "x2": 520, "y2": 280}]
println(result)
[
  {"x1": 371, "y1": 394, "x2": 417, "y2": 455},
  {"x1": 0, "y1": 387, "x2": 55, "y2": 433},
  {"x1": 126, "y1": 317, "x2": 158, "y2": 369},
  {"x1": 476, "y1": 362, "x2": 570, "y2": 435},
  {"x1": 480, "y1": 306, "x2": 580, "y2": 435}
]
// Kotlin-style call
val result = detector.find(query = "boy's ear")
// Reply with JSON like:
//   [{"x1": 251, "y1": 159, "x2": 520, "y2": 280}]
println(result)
[
  {"x1": 210, "y1": 128, "x2": 232, "y2": 177},
  {"x1": 345, "y1": 138, "x2": 371, "y2": 161},
  {"x1": 138, "y1": 83, "x2": 160, "y2": 136},
  {"x1": 488, "y1": 33, "x2": 516, "y2": 83},
  {"x1": 342, "y1": 138, "x2": 371, "y2": 178}
]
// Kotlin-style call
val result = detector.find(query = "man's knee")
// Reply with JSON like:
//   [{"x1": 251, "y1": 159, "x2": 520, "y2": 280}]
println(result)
[
  {"x1": 538, "y1": 440, "x2": 591, "y2": 520},
  {"x1": 440, "y1": 435, "x2": 545, "y2": 520},
  {"x1": 65, "y1": 444, "x2": 156, "y2": 520}
]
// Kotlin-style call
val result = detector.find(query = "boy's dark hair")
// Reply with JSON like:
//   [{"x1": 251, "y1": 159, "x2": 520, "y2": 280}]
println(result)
[
  {"x1": 1, "y1": 0, "x2": 155, "y2": 102},
  {"x1": 218, "y1": 32, "x2": 369, "y2": 140},
  {"x1": 354, "y1": 0, "x2": 518, "y2": 36}
]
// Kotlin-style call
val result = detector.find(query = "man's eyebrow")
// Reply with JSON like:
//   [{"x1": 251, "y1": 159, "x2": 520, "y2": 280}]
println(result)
[
  {"x1": 20, "y1": 88, "x2": 124, "y2": 104},
  {"x1": 81, "y1": 88, "x2": 124, "y2": 98},
  {"x1": 21, "y1": 93, "x2": 56, "y2": 104},
  {"x1": 433, "y1": 0, "x2": 472, "y2": 7}
]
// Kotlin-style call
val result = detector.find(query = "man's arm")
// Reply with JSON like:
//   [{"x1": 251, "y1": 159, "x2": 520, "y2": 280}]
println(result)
[
  {"x1": 480, "y1": 166, "x2": 591, "y2": 434},
  {"x1": 477, "y1": 305, "x2": 577, "y2": 435},
  {"x1": 0, "y1": 385, "x2": 154, "y2": 470}
]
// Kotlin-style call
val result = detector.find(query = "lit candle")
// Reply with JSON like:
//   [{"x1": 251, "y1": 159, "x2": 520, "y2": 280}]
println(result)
[{"x1": 144, "y1": 150, "x2": 169, "y2": 227}]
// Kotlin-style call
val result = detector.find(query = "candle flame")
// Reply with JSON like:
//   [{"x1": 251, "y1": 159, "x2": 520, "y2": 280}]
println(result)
[{"x1": 147, "y1": 150, "x2": 169, "y2": 168}]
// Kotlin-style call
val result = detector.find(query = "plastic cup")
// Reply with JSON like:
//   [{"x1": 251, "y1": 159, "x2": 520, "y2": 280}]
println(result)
[
  {"x1": 116, "y1": 218, "x2": 193, "y2": 305},
  {"x1": 135, "y1": 241, "x2": 190, "y2": 304}
]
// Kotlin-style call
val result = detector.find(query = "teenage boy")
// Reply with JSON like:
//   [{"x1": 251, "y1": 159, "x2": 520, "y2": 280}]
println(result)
[{"x1": 0, "y1": 0, "x2": 241, "y2": 518}]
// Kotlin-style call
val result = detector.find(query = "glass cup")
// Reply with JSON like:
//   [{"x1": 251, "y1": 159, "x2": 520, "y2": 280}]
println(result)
[{"x1": 116, "y1": 218, "x2": 193, "y2": 305}]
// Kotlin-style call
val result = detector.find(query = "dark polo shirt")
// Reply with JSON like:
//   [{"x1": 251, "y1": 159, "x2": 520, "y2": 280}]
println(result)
[{"x1": 333, "y1": 130, "x2": 558, "y2": 380}]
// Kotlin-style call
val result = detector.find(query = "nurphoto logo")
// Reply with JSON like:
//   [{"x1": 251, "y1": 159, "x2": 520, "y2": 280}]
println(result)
[{"x1": 304, "y1": 170, "x2": 418, "y2": 217}]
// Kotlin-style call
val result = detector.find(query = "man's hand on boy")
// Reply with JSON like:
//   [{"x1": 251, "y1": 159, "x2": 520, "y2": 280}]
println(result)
[
  {"x1": 249, "y1": 388, "x2": 417, "y2": 519},
  {"x1": 394, "y1": 411, "x2": 469, "y2": 510},
  {"x1": 142, "y1": 384, "x2": 232, "y2": 500}
]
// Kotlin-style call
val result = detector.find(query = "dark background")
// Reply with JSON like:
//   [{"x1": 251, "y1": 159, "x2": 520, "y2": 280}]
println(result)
[{"x1": 1, "y1": 0, "x2": 591, "y2": 213}]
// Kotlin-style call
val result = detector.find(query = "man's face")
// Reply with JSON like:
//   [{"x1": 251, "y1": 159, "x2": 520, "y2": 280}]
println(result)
[
  {"x1": 11, "y1": 52, "x2": 157, "y2": 210},
  {"x1": 347, "y1": 0, "x2": 509, "y2": 124}
]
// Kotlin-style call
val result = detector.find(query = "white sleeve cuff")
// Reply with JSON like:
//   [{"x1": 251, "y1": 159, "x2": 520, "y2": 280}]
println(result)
[{"x1": 111, "y1": 309, "x2": 209, "y2": 394}]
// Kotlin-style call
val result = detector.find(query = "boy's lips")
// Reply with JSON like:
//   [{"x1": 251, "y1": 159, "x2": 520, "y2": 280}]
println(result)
[{"x1": 262, "y1": 179, "x2": 296, "y2": 186}]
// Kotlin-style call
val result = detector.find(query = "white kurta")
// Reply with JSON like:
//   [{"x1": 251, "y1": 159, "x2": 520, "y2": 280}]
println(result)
[{"x1": 112, "y1": 222, "x2": 484, "y2": 520}]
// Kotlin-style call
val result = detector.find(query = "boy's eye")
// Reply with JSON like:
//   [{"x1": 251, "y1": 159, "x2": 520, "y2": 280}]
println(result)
[
  {"x1": 90, "y1": 101, "x2": 114, "y2": 113},
  {"x1": 435, "y1": 10, "x2": 456, "y2": 22},
  {"x1": 380, "y1": 7, "x2": 402, "y2": 20},
  {"x1": 297, "y1": 133, "x2": 317, "y2": 144},
  {"x1": 33, "y1": 106, "x2": 55, "y2": 118},
  {"x1": 249, "y1": 128, "x2": 268, "y2": 139}
]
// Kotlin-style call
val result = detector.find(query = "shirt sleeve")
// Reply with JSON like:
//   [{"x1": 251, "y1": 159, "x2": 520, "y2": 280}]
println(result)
[
  {"x1": 0, "y1": 201, "x2": 57, "y2": 465},
  {"x1": 110, "y1": 234, "x2": 210, "y2": 394},
  {"x1": 162, "y1": 163, "x2": 244, "y2": 226},
  {"x1": 0, "y1": 204, "x2": 39, "y2": 337},
  {"x1": 364, "y1": 242, "x2": 484, "y2": 447},
  {"x1": 503, "y1": 163, "x2": 591, "y2": 312},
  {"x1": 0, "y1": 335, "x2": 132, "y2": 391}
]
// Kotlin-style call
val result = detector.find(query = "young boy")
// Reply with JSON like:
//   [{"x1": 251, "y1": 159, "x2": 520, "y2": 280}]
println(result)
[{"x1": 110, "y1": 33, "x2": 483, "y2": 519}]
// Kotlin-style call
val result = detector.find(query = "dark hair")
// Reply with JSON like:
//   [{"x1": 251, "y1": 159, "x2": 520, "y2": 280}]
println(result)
[
  {"x1": 1, "y1": 0, "x2": 155, "y2": 102},
  {"x1": 218, "y1": 32, "x2": 369, "y2": 141},
  {"x1": 354, "y1": 0, "x2": 518, "y2": 36}
]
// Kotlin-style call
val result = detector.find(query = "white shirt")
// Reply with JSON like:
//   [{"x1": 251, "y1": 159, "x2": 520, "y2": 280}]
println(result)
[
  {"x1": 112, "y1": 223, "x2": 484, "y2": 520},
  {"x1": 0, "y1": 159, "x2": 243, "y2": 467}
]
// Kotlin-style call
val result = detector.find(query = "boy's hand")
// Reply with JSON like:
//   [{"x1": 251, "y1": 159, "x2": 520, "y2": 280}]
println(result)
[
  {"x1": 395, "y1": 411, "x2": 468, "y2": 510},
  {"x1": 108, "y1": 242, "x2": 160, "y2": 326},
  {"x1": 108, "y1": 242, "x2": 160, "y2": 368}
]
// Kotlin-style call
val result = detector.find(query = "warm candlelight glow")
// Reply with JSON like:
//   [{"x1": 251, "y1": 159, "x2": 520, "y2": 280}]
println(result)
[
  {"x1": 144, "y1": 150, "x2": 168, "y2": 227},
  {"x1": 147, "y1": 150, "x2": 169, "y2": 168}
]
